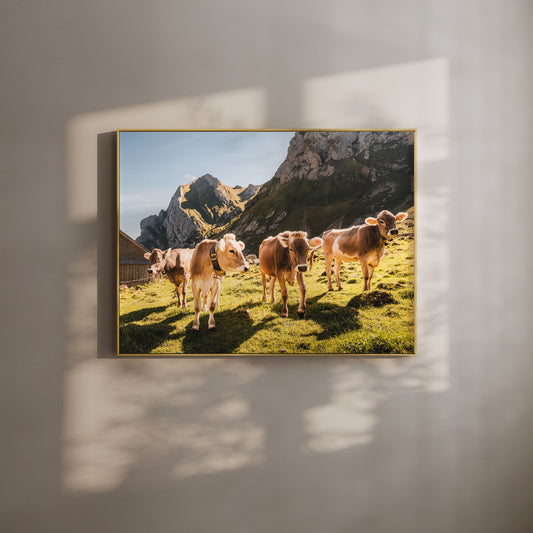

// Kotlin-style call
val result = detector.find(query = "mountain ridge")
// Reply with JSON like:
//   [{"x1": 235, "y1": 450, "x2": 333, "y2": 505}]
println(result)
[{"x1": 136, "y1": 131, "x2": 415, "y2": 253}]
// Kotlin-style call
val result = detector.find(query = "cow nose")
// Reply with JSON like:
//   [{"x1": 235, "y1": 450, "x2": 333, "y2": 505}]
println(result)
[
  {"x1": 297, "y1": 264, "x2": 308, "y2": 272},
  {"x1": 244, "y1": 263, "x2": 250, "y2": 272},
  {"x1": 389, "y1": 228, "x2": 398, "y2": 235}
]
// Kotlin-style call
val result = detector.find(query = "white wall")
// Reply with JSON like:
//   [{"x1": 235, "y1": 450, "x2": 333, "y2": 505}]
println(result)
[{"x1": 1, "y1": 1, "x2": 532, "y2": 532}]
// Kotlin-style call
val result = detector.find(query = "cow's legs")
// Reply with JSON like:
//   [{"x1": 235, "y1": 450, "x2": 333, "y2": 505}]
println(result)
[
  {"x1": 181, "y1": 276, "x2": 188, "y2": 308},
  {"x1": 261, "y1": 271, "x2": 267, "y2": 302},
  {"x1": 325, "y1": 253, "x2": 334, "y2": 291},
  {"x1": 207, "y1": 279, "x2": 221, "y2": 329},
  {"x1": 360, "y1": 260, "x2": 375, "y2": 291},
  {"x1": 269, "y1": 276, "x2": 276, "y2": 304},
  {"x1": 192, "y1": 281, "x2": 202, "y2": 330},
  {"x1": 213, "y1": 279, "x2": 220, "y2": 308},
  {"x1": 296, "y1": 271, "x2": 306, "y2": 319},
  {"x1": 175, "y1": 283, "x2": 182, "y2": 307},
  {"x1": 334, "y1": 259, "x2": 343, "y2": 290},
  {"x1": 279, "y1": 276, "x2": 289, "y2": 317}
]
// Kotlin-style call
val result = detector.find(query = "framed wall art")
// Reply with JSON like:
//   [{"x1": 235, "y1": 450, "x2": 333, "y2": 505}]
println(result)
[{"x1": 117, "y1": 130, "x2": 416, "y2": 355}]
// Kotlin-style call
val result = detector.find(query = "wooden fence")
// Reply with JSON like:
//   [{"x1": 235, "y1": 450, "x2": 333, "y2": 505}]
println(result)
[{"x1": 119, "y1": 263, "x2": 155, "y2": 287}]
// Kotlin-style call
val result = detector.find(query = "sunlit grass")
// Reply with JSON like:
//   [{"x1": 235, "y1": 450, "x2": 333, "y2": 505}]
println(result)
[{"x1": 119, "y1": 215, "x2": 415, "y2": 355}]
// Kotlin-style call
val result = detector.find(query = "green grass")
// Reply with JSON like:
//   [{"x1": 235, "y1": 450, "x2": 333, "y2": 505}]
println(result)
[{"x1": 119, "y1": 212, "x2": 415, "y2": 355}]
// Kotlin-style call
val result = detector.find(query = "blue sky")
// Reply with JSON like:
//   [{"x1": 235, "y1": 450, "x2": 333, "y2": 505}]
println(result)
[{"x1": 119, "y1": 131, "x2": 295, "y2": 239}]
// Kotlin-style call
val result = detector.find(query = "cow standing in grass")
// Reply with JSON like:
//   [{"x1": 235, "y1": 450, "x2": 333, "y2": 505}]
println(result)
[
  {"x1": 259, "y1": 231, "x2": 323, "y2": 319},
  {"x1": 322, "y1": 210, "x2": 408, "y2": 292},
  {"x1": 190, "y1": 233, "x2": 249, "y2": 330},
  {"x1": 145, "y1": 248, "x2": 194, "y2": 307}
]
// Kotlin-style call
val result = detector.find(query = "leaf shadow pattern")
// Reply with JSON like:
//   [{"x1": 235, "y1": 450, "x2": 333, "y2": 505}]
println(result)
[{"x1": 302, "y1": 293, "x2": 362, "y2": 341}]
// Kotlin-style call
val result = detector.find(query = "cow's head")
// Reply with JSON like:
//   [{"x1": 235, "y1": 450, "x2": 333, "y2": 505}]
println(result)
[
  {"x1": 215, "y1": 234, "x2": 249, "y2": 273},
  {"x1": 365, "y1": 210, "x2": 408, "y2": 239},
  {"x1": 277, "y1": 231, "x2": 323, "y2": 272},
  {"x1": 144, "y1": 248, "x2": 171, "y2": 274}
]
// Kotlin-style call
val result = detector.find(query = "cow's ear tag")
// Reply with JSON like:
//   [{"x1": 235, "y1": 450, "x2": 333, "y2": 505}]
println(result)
[{"x1": 365, "y1": 217, "x2": 378, "y2": 225}]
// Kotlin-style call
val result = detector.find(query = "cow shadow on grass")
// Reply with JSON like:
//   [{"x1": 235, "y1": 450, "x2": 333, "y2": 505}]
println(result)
[
  {"x1": 119, "y1": 320, "x2": 176, "y2": 354},
  {"x1": 119, "y1": 306, "x2": 167, "y2": 325},
  {"x1": 121, "y1": 300, "x2": 279, "y2": 355},
  {"x1": 119, "y1": 304, "x2": 194, "y2": 353},
  {"x1": 303, "y1": 293, "x2": 362, "y2": 341},
  {"x1": 181, "y1": 301, "x2": 277, "y2": 354},
  {"x1": 119, "y1": 292, "x2": 373, "y2": 353}
]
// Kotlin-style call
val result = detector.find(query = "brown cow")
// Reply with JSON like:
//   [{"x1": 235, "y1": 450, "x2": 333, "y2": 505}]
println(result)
[
  {"x1": 322, "y1": 210, "x2": 408, "y2": 292},
  {"x1": 190, "y1": 233, "x2": 249, "y2": 330},
  {"x1": 259, "y1": 231, "x2": 323, "y2": 318},
  {"x1": 144, "y1": 248, "x2": 194, "y2": 308}
]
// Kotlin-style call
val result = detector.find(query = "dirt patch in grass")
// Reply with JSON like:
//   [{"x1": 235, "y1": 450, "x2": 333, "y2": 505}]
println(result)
[
  {"x1": 376, "y1": 282, "x2": 395, "y2": 290},
  {"x1": 348, "y1": 289, "x2": 397, "y2": 308}
]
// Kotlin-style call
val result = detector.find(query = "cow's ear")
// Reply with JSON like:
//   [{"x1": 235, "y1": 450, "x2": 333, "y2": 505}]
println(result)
[
  {"x1": 395, "y1": 212, "x2": 408, "y2": 222},
  {"x1": 278, "y1": 231, "x2": 291, "y2": 239},
  {"x1": 163, "y1": 248, "x2": 171, "y2": 258},
  {"x1": 365, "y1": 217, "x2": 378, "y2": 225},
  {"x1": 144, "y1": 252, "x2": 151, "y2": 260},
  {"x1": 277, "y1": 236, "x2": 290, "y2": 248},
  {"x1": 308, "y1": 237, "x2": 323, "y2": 249},
  {"x1": 238, "y1": 240, "x2": 245, "y2": 250}
]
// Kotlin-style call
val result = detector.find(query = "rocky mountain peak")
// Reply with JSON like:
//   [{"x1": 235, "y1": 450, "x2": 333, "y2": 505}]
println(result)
[
  {"x1": 195, "y1": 173, "x2": 219, "y2": 186},
  {"x1": 136, "y1": 174, "x2": 258, "y2": 250},
  {"x1": 238, "y1": 183, "x2": 261, "y2": 201}
]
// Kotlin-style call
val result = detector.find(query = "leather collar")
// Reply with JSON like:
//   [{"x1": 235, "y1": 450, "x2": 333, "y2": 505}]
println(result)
[{"x1": 210, "y1": 242, "x2": 225, "y2": 277}]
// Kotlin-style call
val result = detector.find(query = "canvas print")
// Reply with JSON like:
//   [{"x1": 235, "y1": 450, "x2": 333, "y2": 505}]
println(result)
[{"x1": 118, "y1": 130, "x2": 415, "y2": 355}]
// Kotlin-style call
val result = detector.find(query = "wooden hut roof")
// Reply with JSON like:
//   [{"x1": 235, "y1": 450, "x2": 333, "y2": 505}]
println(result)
[{"x1": 119, "y1": 230, "x2": 150, "y2": 264}]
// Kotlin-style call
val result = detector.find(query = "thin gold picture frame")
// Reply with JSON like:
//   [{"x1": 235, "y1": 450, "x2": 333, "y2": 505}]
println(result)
[{"x1": 117, "y1": 129, "x2": 417, "y2": 356}]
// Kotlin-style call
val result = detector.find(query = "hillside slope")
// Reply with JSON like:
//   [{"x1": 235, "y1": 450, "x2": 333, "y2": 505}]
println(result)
[{"x1": 222, "y1": 131, "x2": 414, "y2": 251}]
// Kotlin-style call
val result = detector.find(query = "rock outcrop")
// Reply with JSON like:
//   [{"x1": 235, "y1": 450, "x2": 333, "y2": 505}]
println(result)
[
  {"x1": 272, "y1": 130, "x2": 412, "y2": 184},
  {"x1": 236, "y1": 183, "x2": 261, "y2": 201}
]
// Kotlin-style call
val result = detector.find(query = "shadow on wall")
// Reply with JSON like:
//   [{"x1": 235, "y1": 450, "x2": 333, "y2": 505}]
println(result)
[{"x1": 63, "y1": 59, "x2": 450, "y2": 494}]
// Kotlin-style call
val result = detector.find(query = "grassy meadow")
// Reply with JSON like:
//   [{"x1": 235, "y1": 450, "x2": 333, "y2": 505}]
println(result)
[{"x1": 119, "y1": 211, "x2": 415, "y2": 355}]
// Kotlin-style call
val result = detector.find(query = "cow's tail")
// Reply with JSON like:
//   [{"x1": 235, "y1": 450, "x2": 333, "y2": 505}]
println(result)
[
  {"x1": 309, "y1": 230, "x2": 330, "y2": 271},
  {"x1": 309, "y1": 243, "x2": 323, "y2": 271},
  {"x1": 309, "y1": 249, "x2": 316, "y2": 271}
]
